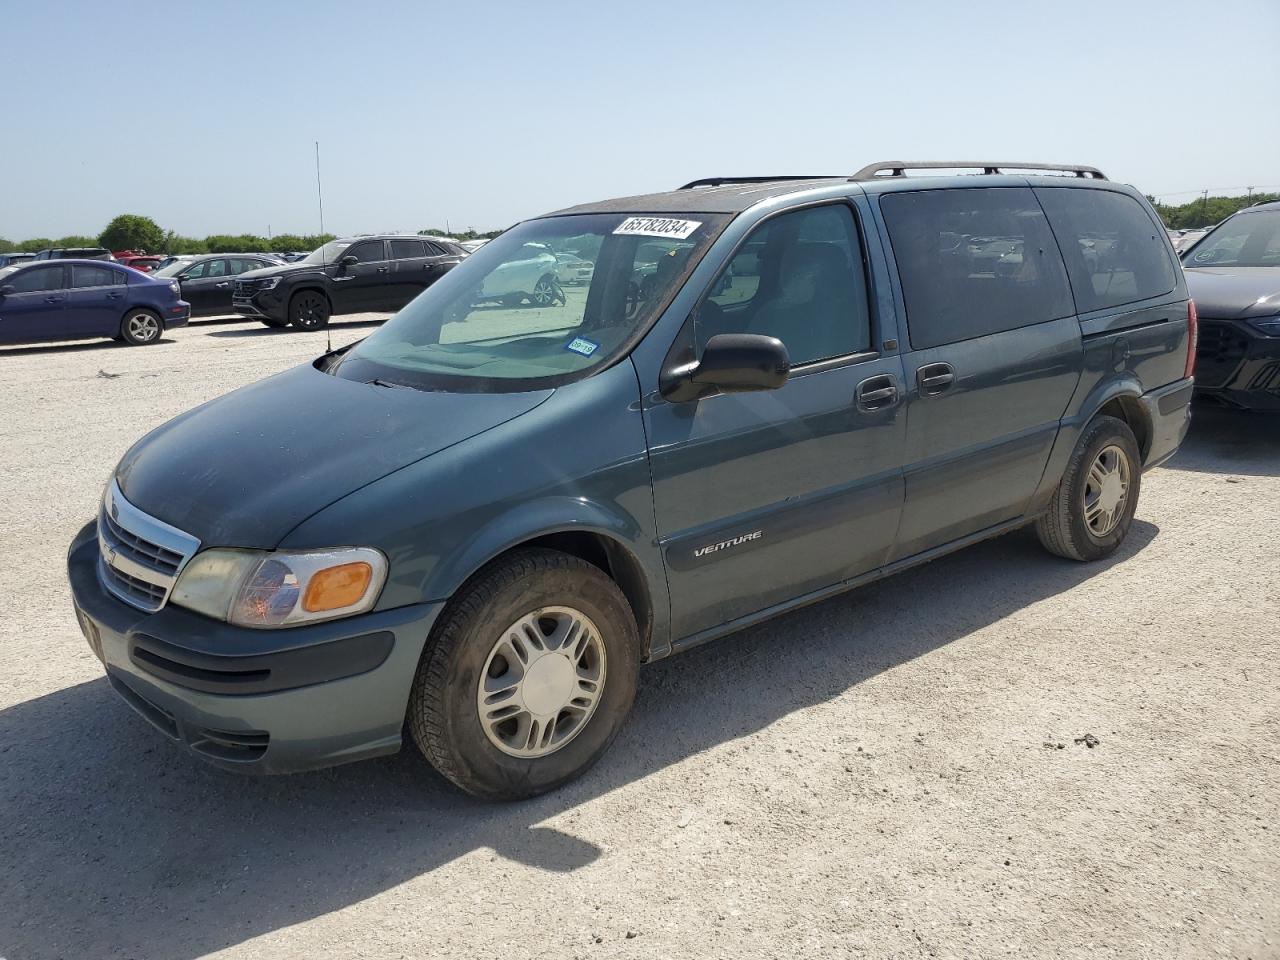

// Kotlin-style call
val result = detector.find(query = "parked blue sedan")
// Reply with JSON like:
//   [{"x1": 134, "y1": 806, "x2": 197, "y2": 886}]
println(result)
[{"x1": 0, "y1": 259, "x2": 190, "y2": 347}]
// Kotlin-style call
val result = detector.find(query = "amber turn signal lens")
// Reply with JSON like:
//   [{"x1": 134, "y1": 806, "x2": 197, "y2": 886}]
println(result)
[{"x1": 302, "y1": 562, "x2": 373, "y2": 612}]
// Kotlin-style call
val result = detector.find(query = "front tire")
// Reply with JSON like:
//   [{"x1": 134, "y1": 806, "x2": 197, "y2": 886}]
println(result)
[
  {"x1": 408, "y1": 549, "x2": 640, "y2": 800},
  {"x1": 119, "y1": 309, "x2": 162, "y2": 345},
  {"x1": 288, "y1": 291, "x2": 331, "y2": 330},
  {"x1": 1035, "y1": 415, "x2": 1142, "y2": 561},
  {"x1": 258, "y1": 315, "x2": 290, "y2": 329}
]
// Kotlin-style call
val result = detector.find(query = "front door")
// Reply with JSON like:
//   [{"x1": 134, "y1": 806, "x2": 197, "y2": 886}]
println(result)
[
  {"x1": 878, "y1": 186, "x2": 1083, "y2": 559},
  {"x1": 0, "y1": 264, "x2": 68, "y2": 344},
  {"x1": 645, "y1": 202, "x2": 907, "y2": 641},
  {"x1": 330, "y1": 239, "x2": 391, "y2": 312},
  {"x1": 180, "y1": 257, "x2": 232, "y2": 316}
]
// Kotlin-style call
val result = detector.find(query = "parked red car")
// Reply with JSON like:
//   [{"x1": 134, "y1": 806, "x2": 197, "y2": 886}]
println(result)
[{"x1": 115, "y1": 253, "x2": 163, "y2": 273}]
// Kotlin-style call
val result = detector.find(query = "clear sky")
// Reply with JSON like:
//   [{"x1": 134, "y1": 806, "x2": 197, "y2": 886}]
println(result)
[{"x1": 2, "y1": 0, "x2": 1277, "y2": 240}]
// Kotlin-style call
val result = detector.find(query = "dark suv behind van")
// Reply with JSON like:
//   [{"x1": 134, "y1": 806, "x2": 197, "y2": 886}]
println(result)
[
  {"x1": 232, "y1": 235, "x2": 465, "y2": 329},
  {"x1": 68, "y1": 161, "x2": 1194, "y2": 799}
]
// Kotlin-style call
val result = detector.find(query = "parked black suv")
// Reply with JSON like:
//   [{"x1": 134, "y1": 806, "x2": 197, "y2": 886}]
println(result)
[
  {"x1": 233, "y1": 236, "x2": 465, "y2": 329},
  {"x1": 1181, "y1": 199, "x2": 1280, "y2": 409}
]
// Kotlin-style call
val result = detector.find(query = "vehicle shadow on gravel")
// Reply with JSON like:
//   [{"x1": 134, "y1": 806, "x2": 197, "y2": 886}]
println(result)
[
  {"x1": 205, "y1": 319, "x2": 386, "y2": 338},
  {"x1": 0, "y1": 338, "x2": 178, "y2": 358},
  {"x1": 0, "y1": 522, "x2": 1157, "y2": 959},
  {"x1": 1162, "y1": 402, "x2": 1280, "y2": 477}
]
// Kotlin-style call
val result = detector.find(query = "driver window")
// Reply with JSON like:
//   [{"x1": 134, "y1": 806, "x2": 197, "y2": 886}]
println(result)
[
  {"x1": 695, "y1": 204, "x2": 872, "y2": 366},
  {"x1": 348, "y1": 242, "x2": 386, "y2": 264}
]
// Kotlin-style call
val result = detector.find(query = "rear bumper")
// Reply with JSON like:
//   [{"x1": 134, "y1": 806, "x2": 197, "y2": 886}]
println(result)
[
  {"x1": 165, "y1": 301, "x2": 191, "y2": 328},
  {"x1": 67, "y1": 522, "x2": 442, "y2": 775},
  {"x1": 1138, "y1": 377, "x2": 1193, "y2": 469}
]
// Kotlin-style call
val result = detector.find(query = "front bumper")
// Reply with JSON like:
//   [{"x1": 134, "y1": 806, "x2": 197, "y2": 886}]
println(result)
[
  {"x1": 67, "y1": 522, "x2": 442, "y2": 774},
  {"x1": 232, "y1": 289, "x2": 287, "y2": 322},
  {"x1": 1193, "y1": 318, "x2": 1280, "y2": 410}
]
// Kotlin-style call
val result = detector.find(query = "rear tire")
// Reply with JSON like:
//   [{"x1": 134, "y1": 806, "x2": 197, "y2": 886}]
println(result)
[
  {"x1": 119, "y1": 309, "x2": 162, "y2": 345},
  {"x1": 408, "y1": 548, "x2": 640, "y2": 801},
  {"x1": 288, "y1": 291, "x2": 330, "y2": 330},
  {"x1": 1035, "y1": 415, "x2": 1142, "y2": 561}
]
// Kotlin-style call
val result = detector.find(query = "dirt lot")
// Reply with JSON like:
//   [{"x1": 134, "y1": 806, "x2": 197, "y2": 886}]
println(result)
[{"x1": 1, "y1": 317, "x2": 1277, "y2": 960}]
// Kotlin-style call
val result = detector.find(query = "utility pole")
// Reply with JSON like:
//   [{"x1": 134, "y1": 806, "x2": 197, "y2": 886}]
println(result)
[{"x1": 1200, "y1": 190, "x2": 1209, "y2": 225}]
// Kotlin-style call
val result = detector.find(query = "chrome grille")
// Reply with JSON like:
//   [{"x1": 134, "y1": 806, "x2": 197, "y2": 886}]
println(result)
[{"x1": 98, "y1": 480, "x2": 200, "y2": 613}]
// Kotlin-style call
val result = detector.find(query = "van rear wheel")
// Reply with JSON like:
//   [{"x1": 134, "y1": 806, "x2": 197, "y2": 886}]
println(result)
[
  {"x1": 1035, "y1": 415, "x2": 1141, "y2": 561},
  {"x1": 407, "y1": 548, "x2": 640, "y2": 800}
]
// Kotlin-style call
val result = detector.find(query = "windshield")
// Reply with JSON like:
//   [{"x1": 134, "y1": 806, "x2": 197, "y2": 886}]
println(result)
[
  {"x1": 300, "y1": 240, "x2": 352, "y2": 265},
  {"x1": 152, "y1": 260, "x2": 188, "y2": 278},
  {"x1": 1184, "y1": 210, "x2": 1280, "y2": 268},
  {"x1": 333, "y1": 212, "x2": 727, "y2": 391}
]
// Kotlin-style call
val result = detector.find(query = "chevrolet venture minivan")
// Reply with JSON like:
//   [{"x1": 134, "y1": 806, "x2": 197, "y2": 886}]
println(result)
[{"x1": 69, "y1": 161, "x2": 1195, "y2": 799}]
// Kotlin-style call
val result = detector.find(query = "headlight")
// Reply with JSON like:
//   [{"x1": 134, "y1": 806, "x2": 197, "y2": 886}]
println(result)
[
  {"x1": 258, "y1": 277, "x2": 281, "y2": 291},
  {"x1": 171, "y1": 547, "x2": 387, "y2": 628},
  {"x1": 1247, "y1": 315, "x2": 1280, "y2": 336}
]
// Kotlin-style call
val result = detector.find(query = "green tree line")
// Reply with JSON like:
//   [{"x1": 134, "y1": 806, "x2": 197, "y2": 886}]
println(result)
[
  {"x1": 0, "y1": 213, "x2": 339, "y2": 256},
  {"x1": 419, "y1": 227, "x2": 505, "y2": 242},
  {"x1": 1150, "y1": 192, "x2": 1280, "y2": 230}
]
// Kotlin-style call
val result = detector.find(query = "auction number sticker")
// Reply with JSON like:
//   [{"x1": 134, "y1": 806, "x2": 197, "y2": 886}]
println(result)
[{"x1": 613, "y1": 217, "x2": 702, "y2": 240}]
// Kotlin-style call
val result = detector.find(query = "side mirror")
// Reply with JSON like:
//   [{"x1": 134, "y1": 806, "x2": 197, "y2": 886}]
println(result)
[
  {"x1": 661, "y1": 333, "x2": 790, "y2": 403},
  {"x1": 0, "y1": 284, "x2": 13, "y2": 298},
  {"x1": 339, "y1": 255, "x2": 359, "y2": 269}
]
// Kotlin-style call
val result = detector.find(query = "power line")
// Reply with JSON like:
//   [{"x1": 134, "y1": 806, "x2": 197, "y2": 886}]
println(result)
[{"x1": 1150, "y1": 184, "x2": 1280, "y2": 200}]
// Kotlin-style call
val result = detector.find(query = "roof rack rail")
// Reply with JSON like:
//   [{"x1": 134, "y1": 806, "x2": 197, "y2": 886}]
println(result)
[
  {"x1": 850, "y1": 160, "x2": 1107, "y2": 181},
  {"x1": 678, "y1": 175, "x2": 837, "y2": 190}
]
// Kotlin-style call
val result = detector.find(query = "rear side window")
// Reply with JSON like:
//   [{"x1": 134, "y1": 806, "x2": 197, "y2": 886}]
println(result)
[
  {"x1": 71, "y1": 264, "x2": 119, "y2": 287},
  {"x1": 881, "y1": 187, "x2": 1074, "y2": 349},
  {"x1": 1036, "y1": 188, "x2": 1177, "y2": 312},
  {"x1": 390, "y1": 239, "x2": 427, "y2": 259},
  {"x1": 10, "y1": 265, "x2": 65, "y2": 293}
]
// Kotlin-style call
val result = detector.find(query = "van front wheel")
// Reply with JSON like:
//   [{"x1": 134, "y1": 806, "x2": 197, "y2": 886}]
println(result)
[
  {"x1": 408, "y1": 548, "x2": 640, "y2": 800},
  {"x1": 1035, "y1": 415, "x2": 1142, "y2": 562}
]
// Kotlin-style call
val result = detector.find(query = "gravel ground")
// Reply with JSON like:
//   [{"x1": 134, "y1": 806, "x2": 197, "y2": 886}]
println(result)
[{"x1": 0, "y1": 317, "x2": 1277, "y2": 960}]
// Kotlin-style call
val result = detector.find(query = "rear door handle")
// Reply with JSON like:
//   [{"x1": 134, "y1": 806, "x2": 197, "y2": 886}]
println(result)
[
  {"x1": 916, "y1": 362, "x2": 956, "y2": 397},
  {"x1": 106, "y1": 292, "x2": 123, "y2": 299},
  {"x1": 376, "y1": 266, "x2": 390, "y2": 273},
  {"x1": 856, "y1": 374, "x2": 899, "y2": 412},
  {"x1": 215, "y1": 281, "x2": 230, "y2": 288},
  {"x1": 44, "y1": 295, "x2": 65, "y2": 303}
]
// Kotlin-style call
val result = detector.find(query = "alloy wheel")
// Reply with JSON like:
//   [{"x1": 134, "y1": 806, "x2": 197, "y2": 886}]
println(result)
[
  {"x1": 476, "y1": 606, "x2": 607, "y2": 758},
  {"x1": 1083, "y1": 443, "x2": 1131, "y2": 537}
]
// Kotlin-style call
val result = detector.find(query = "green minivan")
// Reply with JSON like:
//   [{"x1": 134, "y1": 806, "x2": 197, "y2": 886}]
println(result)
[{"x1": 68, "y1": 162, "x2": 1195, "y2": 799}]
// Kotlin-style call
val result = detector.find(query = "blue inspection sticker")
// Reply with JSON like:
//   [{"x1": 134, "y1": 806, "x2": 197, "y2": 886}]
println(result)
[{"x1": 565, "y1": 337, "x2": 600, "y2": 357}]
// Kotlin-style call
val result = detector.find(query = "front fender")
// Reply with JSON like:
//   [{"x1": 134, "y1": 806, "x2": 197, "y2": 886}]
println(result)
[{"x1": 420, "y1": 495, "x2": 669, "y2": 660}]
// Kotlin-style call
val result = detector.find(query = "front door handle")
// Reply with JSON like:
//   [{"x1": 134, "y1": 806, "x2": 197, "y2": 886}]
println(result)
[
  {"x1": 44, "y1": 295, "x2": 65, "y2": 303},
  {"x1": 916, "y1": 362, "x2": 956, "y2": 397},
  {"x1": 215, "y1": 281, "x2": 230, "y2": 288},
  {"x1": 856, "y1": 374, "x2": 899, "y2": 412},
  {"x1": 376, "y1": 266, "x2": 390, "y2": 273}
]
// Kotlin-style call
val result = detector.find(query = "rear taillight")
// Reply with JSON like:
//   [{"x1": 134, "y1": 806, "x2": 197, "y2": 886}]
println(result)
[{"x1": 1184, "y1": 299, "x2": 1198, "y2": 380}]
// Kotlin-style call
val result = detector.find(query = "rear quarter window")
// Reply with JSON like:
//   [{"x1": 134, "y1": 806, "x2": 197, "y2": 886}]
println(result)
[
  {"x1": 881, "y1": 187, "x2": 1074, "y2": 350},
  {"x1": 1035, "y1": 188, "x2": 1177, "y2": 313}
]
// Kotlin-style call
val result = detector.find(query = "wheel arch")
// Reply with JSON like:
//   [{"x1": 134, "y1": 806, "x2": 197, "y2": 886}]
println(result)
[
  {"x1": 1079, "y1": 375, "x2": 1152, "y2": 459},
  {"x1": 423, "y1": 502, "x2": 662, "y2": 660}
]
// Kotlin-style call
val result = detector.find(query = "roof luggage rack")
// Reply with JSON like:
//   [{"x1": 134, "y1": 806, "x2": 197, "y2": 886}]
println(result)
[
  {"x1": 678, "y1": 175, "x2": 837, "y2": 190},
  {"x1": 850, "y1": 160, "x2": 1107, "y2": 181}
]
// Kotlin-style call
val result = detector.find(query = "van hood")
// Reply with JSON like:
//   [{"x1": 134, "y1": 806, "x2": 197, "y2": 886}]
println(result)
[
  {"x1": 115, "y1": 363, "x2": 552, "y2": 549},
  {"x1": 1184, "y1": 266, "x2": 1280, "y2": 320}
]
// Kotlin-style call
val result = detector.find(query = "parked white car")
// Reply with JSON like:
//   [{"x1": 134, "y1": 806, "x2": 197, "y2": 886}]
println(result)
[
  {"x1": 478, "y1": 242, "x2": 561, "y2": 306},
  {"x1": 554, "y1": 252, "x2": 594, "y2": 285}
]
